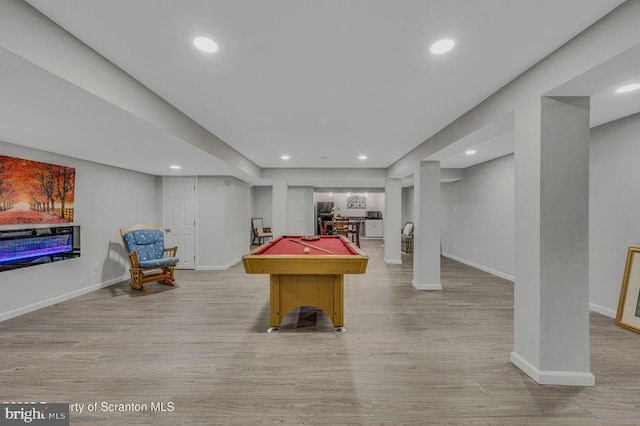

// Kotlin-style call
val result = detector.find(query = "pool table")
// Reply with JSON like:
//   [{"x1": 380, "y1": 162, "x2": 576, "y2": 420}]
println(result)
[{"x1": 242, "y1": 235, "x2": 368, "y2": 331}]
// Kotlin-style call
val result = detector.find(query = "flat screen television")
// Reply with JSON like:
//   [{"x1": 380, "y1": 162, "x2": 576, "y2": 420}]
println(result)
[{"x1": 0, "y1": 226, "x2": 80, "y2": 272}]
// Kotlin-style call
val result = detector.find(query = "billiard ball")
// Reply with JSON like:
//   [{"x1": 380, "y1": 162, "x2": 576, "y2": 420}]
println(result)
[{"x1": 304, "y1": 247, "x2": 310, "y2": 253}]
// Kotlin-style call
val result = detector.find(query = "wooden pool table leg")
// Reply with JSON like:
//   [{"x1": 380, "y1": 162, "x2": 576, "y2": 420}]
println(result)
[
  {"x1": 333, "y1": 275, "x2": 345, "y2": 332},
  {"x1": 270, "y1": 275, "x2": 281, "y2": 331}
]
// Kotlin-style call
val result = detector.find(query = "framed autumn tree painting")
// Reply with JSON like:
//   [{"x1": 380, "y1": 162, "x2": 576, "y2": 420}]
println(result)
[{"x1": 0, "y1": 155, "x2": 75, "y2": 225}]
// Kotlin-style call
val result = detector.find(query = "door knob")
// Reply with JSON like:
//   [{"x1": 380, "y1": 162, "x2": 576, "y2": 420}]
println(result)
[{"x1": 165, "y1": 228, "x2": 171, "y2": 233}]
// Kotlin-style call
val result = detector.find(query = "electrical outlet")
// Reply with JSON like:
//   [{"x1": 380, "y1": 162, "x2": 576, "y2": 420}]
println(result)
[{"x1": 93, "y1": 262, "x2": 100, "y2": 272}]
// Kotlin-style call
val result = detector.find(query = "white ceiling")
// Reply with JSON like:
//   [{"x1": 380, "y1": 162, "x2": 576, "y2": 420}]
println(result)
[
  {"x1": 591, "y1": 78, "x2": 640, "y2": 128},
  {"x1": 24, "y1": 0, "x2": 625, "y2": 173},
  {"x1": 0, "y1": 47, "x2": 244, "y2": 177},
  {"x1": 549, "y1": 42, "x2": 640, "y2": 128},
  {"x1": 425, "y1": 41, "x2": 640, "y2": 171},
  {"x1": 426, "y1": 113, "x2": 514, "y2": 168}
]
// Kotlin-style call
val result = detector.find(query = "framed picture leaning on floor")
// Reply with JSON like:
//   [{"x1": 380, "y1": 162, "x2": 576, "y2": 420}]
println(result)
[{"x1": 616, "y1": 246, "x2": 640, "y2": 333}]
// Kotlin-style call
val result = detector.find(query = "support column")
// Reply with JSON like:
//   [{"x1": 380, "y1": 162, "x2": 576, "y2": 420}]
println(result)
[
  {"x1": 412, "y1": 161, "x2": 441, "y2": 290},
  {"x1": 511, "y1": 96, "x2": 593, "y2": 386},
  {"x1": 271, "y1": 177, "x2": 287, "y2": 237},
  {"x1": 384, "y1": 178, "x2": 402, "y2": 264}
]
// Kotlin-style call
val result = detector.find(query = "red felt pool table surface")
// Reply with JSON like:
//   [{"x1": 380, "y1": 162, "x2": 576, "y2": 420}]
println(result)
[{"x1": 253, "y1": 235, "x2": 357, "y2": 256}]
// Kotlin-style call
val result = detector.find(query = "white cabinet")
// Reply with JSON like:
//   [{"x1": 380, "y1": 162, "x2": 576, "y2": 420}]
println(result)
[{"x1": 366, "y1": 219, "x2": 383, "y2": 237}]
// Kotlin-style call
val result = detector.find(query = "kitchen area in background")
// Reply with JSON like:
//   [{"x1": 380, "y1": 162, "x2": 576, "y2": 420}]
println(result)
[{"x1": 314, "y1": 190, "x2": 384, "y2": 238}]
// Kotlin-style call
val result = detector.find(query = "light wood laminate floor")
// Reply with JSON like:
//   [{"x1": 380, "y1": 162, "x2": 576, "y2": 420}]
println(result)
[{"x1": 2, "y1": 240, "x2": 640, "y2": 425}]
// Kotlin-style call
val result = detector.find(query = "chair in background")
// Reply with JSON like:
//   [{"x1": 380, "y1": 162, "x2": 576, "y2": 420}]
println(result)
[
  {"x1": 322, "y1": 220, "x2": 333, "y2": 235},
  {"x1": 348, "y1": 220, "x2": 361, "y2": 248},
  {"x1": 401, "y1": 222, "x2": 414, "y2": 253},
  {"x1": 120, "y1": 224, "x2": 179, "y2": 292},
  {"x1": 333, "y1": 220, "x2": 349, "y2": 237},
  {"x1": 333, "y1": 219, "x2": 350, "y2": 239},
  {"x1": 252, "y1": 218, "x2": 273, "y2": 245}
]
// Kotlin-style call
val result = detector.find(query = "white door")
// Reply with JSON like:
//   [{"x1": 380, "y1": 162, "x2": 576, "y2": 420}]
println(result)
[
  {"x1": 286, "y1": 189, "x2": 306, "y2": 235},
  {"x1": 162, "y1": 177, "x2": 195, "y2": 269}
]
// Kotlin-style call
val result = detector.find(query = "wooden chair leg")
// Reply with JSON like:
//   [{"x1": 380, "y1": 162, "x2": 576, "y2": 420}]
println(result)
[
  {"x1": 161, "y1": 267, "x2": 176, "y2": 286},
  {"x1": 129, "y1": 270, "x2": 148, "y2": 292}
]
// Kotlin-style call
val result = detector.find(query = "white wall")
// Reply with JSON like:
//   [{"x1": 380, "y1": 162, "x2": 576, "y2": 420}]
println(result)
[
  {"x1": 0, "y1": 140, "x2": 160, "y2": 321},
  {"x1": 401, "y1": 187, "x2": 414, "y2": 225},
  {"x1": 197, "y1": 177, "x2": 250, "y2": 268},
  {"x1": 590, "y1": 113, "x2": 640, "y2": 317},
  {"x1": 440, "y1": 155, "x2": 515, "y2": 280},
  {"x1": 252, "y1": 186, "x2": 273, "y2": 230},
  {"x1": 289, "y1": 186, "x2": 315, "y2": 236},
  {"x1": 196, "y1": 177, "x2": 227, "y2": 267},
  {"x1": 225, "y1": 181, "x2": 251, "y2": 262},
  {"x1": 314, "y1": 192, "x2": 385, "y2": 218}
]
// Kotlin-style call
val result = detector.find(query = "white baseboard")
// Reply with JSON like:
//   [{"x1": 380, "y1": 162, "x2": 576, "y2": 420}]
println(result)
[
  {"x1": 384, "y1": 258, "x2": 402, "y2": 265},
  {"x1": 196, "y1": 257, "x2": 242, "y2": 271},
  {"x1": 510, "y1": 351, "x2": 595, "y2": 386},
  {"x1": 442, "y1": 252, "x2": 514, "y2": 282},
  {"x1": 412, "y1": 280, "x2": 442, "y2": 291},
  {"x1": 442, "y1": 255, "x2": 615, "y2": 317},
  {"x1": 0, "y1": 274, "x2": 128, "y2": 323},
  {"x1": 589, "y1": 302, "x2": 616, "y2": 319}
]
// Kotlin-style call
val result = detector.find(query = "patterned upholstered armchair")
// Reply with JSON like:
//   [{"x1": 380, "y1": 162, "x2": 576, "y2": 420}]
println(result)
[
  {"x1": 251, "y1": 218, "x2": 273, "y2": 245},
  {"x1": 401, "y1": 222, "x2": 414, "y2": 253},
  {"x1": 120, "y1": 224, "x2": 179, "y2": 292}
]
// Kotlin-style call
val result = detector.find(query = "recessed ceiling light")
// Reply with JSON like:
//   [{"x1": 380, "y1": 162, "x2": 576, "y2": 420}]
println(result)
[
  {"x1": 430, "y1": 38, "x2": 455, "y2": 55},
  {"x1": 329, "y1": 192, "x2": 333, "y2": 197},
  {"x1": 347, "y1": 192, "x2": 351, "y2": 197},
  {"x1": 358, "y1": 155, "x2": 367, "y2": 160},
  {"x1": 465, "y1": 150, "x2": 477, "y2": 155},
  {"x1": 193, "y1": 37, "x2": 218, "y2": 53},
  {"x1": 170, "y1": 165, "x2": 182, "y2": 170},
  {"x1": 280, "y1": 155, "x2": 290, "y2": 160},
  {"x1": 616, "y1": 83, "x2": 640, "y2": 94}
]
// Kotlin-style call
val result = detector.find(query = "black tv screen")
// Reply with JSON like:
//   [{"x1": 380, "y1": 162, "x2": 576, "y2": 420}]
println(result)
[{"x1": 0, "y1": 226, "x2": 80, "y2": 272}]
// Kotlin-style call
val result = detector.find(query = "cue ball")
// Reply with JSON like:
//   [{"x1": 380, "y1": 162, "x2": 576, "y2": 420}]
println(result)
[{"x1": 304, "y1": 247, "x2": 310, "y2": 253}]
